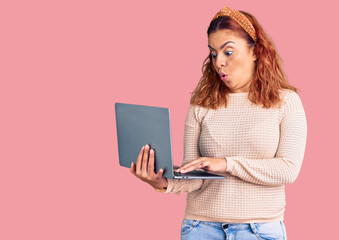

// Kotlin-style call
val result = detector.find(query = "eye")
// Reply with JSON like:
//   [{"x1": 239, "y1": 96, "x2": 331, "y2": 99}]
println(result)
[
  {"x1": 210, "y1": 53, "x2": 217, "y2": 59},
  {"x1": 225, "y1": 51, "x2": 233, "y2": 56}
]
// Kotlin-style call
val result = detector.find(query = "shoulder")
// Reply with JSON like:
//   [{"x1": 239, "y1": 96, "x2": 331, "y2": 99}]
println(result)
[
  {"x1": 278, "y1": 89, "x2": 305, "y2": 116},
  {"x1": 185, "y1": 103, "x2": 211, "y2": 126}
]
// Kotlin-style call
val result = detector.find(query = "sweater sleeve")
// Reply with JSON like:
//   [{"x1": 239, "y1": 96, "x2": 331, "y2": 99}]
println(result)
[
  {"x1": 226, "y1": 91, "x2": 307, "y2": 186},
  {"x1": 164, "y1": 104, "x2": 206, "y2": 195}
]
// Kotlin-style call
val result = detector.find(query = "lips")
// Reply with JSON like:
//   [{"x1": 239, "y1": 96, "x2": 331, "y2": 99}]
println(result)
[{"x1": 219, "y1": 73, "x2": 228, "y2": 81}]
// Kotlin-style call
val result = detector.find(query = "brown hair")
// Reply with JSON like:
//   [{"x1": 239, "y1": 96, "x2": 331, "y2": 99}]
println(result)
[{"x1": 190, "y1": 11, "x2": 297, "y2": 109}]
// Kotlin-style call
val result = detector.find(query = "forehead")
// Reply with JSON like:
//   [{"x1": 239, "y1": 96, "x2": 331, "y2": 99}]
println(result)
[{"x1": 208, "y1": 29, "x2": 246, "y2": 48}]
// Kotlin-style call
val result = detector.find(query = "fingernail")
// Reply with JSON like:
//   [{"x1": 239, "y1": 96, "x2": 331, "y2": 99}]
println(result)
[
  {"x1": 141, "y1": 146, "x2": 145, "y2": 150},
  {"x1": 145, "y1": 144, "x2": 149, "y2": 149},
  {"x1": 180, "y1": 170, "x2": 185, "y2": 173},
  {"x1": 198, "y1": 164, "x2": 202, "y2": 168},
  {"x1": 150, "y1": 149, "x2": 154, "y2": 155},
  {"x1": 131, "y1": 162, "x2": 133, "y2": 167}
]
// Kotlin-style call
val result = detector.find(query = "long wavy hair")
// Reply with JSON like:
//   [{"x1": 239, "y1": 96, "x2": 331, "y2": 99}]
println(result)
[{"x1": 190, "y1": 11, "x2": 297, "y2": 109}]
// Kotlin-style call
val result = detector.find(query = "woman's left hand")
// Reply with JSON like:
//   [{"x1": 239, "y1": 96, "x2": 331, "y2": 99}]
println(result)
[{"x1": 176, "y1": 157, "x2": 227, "y2": 173}]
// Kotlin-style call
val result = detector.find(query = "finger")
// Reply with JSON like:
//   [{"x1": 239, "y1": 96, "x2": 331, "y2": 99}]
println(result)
[
  {"x1": 200, "y1": 161, "x2": 210, "y2": 169},
  {"x1": 182, "y1": 158, "x2": 205, "y2": 168},
  {"x1": 141, "y1": 144, "x2": 150, "y2": 173},
  {"x1": 148, "y1": 149, "x2": 155, "y2": 174},
  {"x1": 136, "y1": 146, "x2": 144, "y2": 174},
  {"x1": 155, "y1": 168, "x2": 164, "y2": 179},
  {"x1": 177, "y1": 158, "x2": 204, "y2": 172},
  {"x1": 181, "y1": 160, "x2": 210, "y2": 173},
  {"x1": 130, "y1": 162, "x2": 136, "y2": 175},
  {"x1": 180, "y1": 163, "x2": 203, "y2": 173}
]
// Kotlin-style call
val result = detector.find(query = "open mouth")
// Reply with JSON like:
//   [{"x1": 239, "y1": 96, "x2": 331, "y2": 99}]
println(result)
[{"x1": 220, "y1": 74, "x2": 228, "y2": 81}]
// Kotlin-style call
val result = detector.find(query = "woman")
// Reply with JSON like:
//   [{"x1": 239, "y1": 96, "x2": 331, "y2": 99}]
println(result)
[{"x1": 130, "y1": 6, "x2": 307, "y2": 240}]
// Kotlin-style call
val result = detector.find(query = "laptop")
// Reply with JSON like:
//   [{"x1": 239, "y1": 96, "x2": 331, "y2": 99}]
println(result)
[{"x1": 115, "y1": 102, "x2": 225, "y2": 179}]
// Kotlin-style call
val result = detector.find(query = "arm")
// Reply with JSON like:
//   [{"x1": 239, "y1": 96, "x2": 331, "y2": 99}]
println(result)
[
  {"x1": 226, "y1": 92, "x2": 307, "y2": 186},
  {"x1": 164, "y1": 104, "x2": 206, "y2": 195}
]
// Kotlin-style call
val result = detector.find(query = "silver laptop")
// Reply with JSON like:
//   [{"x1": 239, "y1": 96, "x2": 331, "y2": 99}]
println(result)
[{"x1": 115, "y1": 102, "x2": 225, "y2": 179}]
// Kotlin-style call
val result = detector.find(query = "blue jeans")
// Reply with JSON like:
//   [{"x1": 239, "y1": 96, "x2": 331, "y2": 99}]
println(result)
[{"x1": 181, "y1": 219, "x2": 287, "y2": 240}]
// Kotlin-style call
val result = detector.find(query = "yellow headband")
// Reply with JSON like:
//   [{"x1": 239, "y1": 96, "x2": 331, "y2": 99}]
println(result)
[{"x1": 211, "y1": 7, "x2": 257, "y2": 43}]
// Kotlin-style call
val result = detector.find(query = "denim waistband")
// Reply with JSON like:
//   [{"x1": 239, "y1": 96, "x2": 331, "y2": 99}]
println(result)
[{"x1": 188, "y1": 219, "x2": 281, "y2": 231}]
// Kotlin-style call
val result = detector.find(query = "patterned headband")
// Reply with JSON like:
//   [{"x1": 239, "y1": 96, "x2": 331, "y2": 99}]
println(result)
[{"x1": 211, "y1": 6, "x2": 257, "y2": 43}]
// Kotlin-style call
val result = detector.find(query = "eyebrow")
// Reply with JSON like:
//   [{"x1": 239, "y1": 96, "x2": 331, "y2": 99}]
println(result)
[{"x1": 208, "y1": 41, "x2": 235, "y2": 51}]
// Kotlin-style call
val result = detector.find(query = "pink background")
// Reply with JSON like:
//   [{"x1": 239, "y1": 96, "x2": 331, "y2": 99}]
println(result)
[{"x1": 1, "y1": 0, "x2": 338, "y2": 239}]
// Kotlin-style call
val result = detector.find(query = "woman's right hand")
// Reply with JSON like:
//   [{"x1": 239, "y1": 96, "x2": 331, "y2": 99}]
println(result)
[{"x1": 130, "y1": 144, "x2": 168, "y2": 190}]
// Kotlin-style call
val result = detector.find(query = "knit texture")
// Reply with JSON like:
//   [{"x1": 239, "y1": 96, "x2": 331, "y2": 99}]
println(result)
[{"x1": 164, "y1": 89, "x2": 307, "y2": 223}]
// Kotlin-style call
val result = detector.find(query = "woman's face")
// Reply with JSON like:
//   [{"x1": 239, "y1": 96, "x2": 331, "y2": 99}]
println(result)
[{"x1": 208, "y1": 29, "x2": 257, "y2": 93}]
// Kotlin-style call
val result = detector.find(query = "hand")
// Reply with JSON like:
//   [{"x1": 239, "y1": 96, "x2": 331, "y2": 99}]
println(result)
[
  {"x1": 130, "y1": 144, "x2": 168, "y2": 190},
  {"x1": 176, "y1": 157, "x2": 227, "y2": 173}
]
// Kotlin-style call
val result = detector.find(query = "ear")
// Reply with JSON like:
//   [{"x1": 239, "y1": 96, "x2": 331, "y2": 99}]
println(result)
[{"x1": 250, "y1": 47, "x2": 257, "y2": 62}]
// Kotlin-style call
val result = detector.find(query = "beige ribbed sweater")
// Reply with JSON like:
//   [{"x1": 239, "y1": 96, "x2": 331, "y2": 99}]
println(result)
[{"x1": 164, "y1": 89, "x2": 307, "y2": 223}]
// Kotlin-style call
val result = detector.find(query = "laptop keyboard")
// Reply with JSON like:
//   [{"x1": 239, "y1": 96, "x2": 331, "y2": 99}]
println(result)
[{"x1": 173, "y1": 170, "x2": 215, "y2": 177}]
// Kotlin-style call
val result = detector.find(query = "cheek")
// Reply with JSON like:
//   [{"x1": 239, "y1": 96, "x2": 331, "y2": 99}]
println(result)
[
  {"x1": 211, "y1": 60, "x2": 217, "y2": 70},
  {"x1": 230, "y1": 56, "x2": 252, "y2": 76},
  {"x1": 228, "y1": 58, "x2": 241, "y2": 75}
]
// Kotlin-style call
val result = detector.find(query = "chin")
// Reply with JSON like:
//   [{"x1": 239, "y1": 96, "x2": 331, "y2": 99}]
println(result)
[{"x1": 223, "y1": 81, "x2": 232, "y2": 87}]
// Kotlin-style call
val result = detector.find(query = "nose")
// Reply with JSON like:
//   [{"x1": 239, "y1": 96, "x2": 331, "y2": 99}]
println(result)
[{"x1": 215, "y1": 54, "x2": 226, "y2": 70}]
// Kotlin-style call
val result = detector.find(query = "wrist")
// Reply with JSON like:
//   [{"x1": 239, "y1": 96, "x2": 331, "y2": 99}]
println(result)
[
  {"x1": 153, "y1": 186, "x2": 167, "y2": 192},
  {"x1": 216, "y1": 157, "x2": 227, "y2": 172},
  {"x1": 152, "y1": 178, "x2": 168, "y2": 190}
]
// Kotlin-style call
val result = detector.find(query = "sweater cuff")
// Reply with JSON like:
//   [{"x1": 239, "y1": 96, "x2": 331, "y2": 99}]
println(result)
[
  {"x1": 225, "y1": 157, "x2": 234, "y2": 173},
  {"x1": 164, "y1": 178, "x2": 175, "y2": 194}
]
